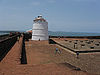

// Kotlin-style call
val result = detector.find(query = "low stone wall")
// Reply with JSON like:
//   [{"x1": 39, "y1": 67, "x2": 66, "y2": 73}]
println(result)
[
  {"x1": 0, "y1": 34, "x2": 20, "y2": 61},
  {"x1": 49, "y1": 36, "x2": 100, "y2": 39},
  {"x1": 0, "y1": 34, "x2": 9, "y2": 41}
]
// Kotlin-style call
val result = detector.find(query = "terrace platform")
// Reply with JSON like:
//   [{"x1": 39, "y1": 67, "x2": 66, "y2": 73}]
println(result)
[{"x1": 52, "y1": 38, "x2": 100, "y2": 53}]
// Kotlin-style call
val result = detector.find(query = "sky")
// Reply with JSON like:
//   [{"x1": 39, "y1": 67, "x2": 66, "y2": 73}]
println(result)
[{"x1": 0, "y1": 0, "x2": 100, "y2": 33}]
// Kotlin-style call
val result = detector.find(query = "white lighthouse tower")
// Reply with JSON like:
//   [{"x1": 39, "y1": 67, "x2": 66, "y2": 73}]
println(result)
[{"x1": 32, "y1": 15, "x2": 49, "y2": 40}]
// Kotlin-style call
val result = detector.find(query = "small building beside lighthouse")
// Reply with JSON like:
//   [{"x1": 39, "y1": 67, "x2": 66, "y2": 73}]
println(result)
[{"x1": 32, "y1": 15, "x2": 49, "y2": 40}]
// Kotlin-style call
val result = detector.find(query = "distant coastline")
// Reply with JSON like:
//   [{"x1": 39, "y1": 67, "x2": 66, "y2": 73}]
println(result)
[
  {"x1": 1, "y1": 31, "x2": 100, "y2": 36},
  {"x1": 0, "y1": 31, "x2": 10, "y2": 35},
  {"x1": 0, "y1": 31, "x2": 24, "y2": 35}
]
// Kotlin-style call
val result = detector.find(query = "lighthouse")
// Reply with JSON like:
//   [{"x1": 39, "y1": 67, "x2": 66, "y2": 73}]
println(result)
[{"x1": 32, "y1": 15, "x2": 49, "y2": 40}]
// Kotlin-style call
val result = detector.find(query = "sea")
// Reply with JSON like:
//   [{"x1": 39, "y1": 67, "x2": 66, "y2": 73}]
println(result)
[
  {"x1": 48, "y1": 31, "x2": 100, "y2": 36},
  {"x1": 0, "y1": 31, "x2": 10, "y2": 35},
  {"x1": 1, "y1": 31, "x2": 100, "y2": 36}
]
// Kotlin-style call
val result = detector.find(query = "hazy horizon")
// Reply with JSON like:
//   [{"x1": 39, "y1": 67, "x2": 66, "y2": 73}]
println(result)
[{"x1": 0, "y1": 30, "x2": 100, "y2": 34}]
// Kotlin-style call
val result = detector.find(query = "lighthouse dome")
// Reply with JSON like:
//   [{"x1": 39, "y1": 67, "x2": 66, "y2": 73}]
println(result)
[{"x1": 34, "y1": 15, "x2": 46, "y2": 22}]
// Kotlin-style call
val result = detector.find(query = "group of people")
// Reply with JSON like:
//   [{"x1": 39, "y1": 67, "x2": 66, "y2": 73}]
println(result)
[
  {"x1": 55, "y1": 48, "x2": 80, "y2": 59},
  {"x1": 55, "y1": 48, "x2": 61, "y2": 54}
]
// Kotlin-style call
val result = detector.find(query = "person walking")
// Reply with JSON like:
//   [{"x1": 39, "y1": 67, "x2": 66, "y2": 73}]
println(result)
[
  {"x1": 58, "y1": 49, "x2": 61, "y2": 54},
  {"x1": 55, "y1": 48, "x2": 58, "y2": 54},
  {"x1": 76, "y1": 52, "x2": 79, "y2": 59},
  {"x1": 17, "y1": 36, "x2": 20, "y2": 42}
]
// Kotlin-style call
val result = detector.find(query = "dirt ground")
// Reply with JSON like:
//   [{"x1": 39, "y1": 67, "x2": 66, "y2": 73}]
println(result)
[{"x1": 0, "y1": 38, "x2": 99, "y2": 75}]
